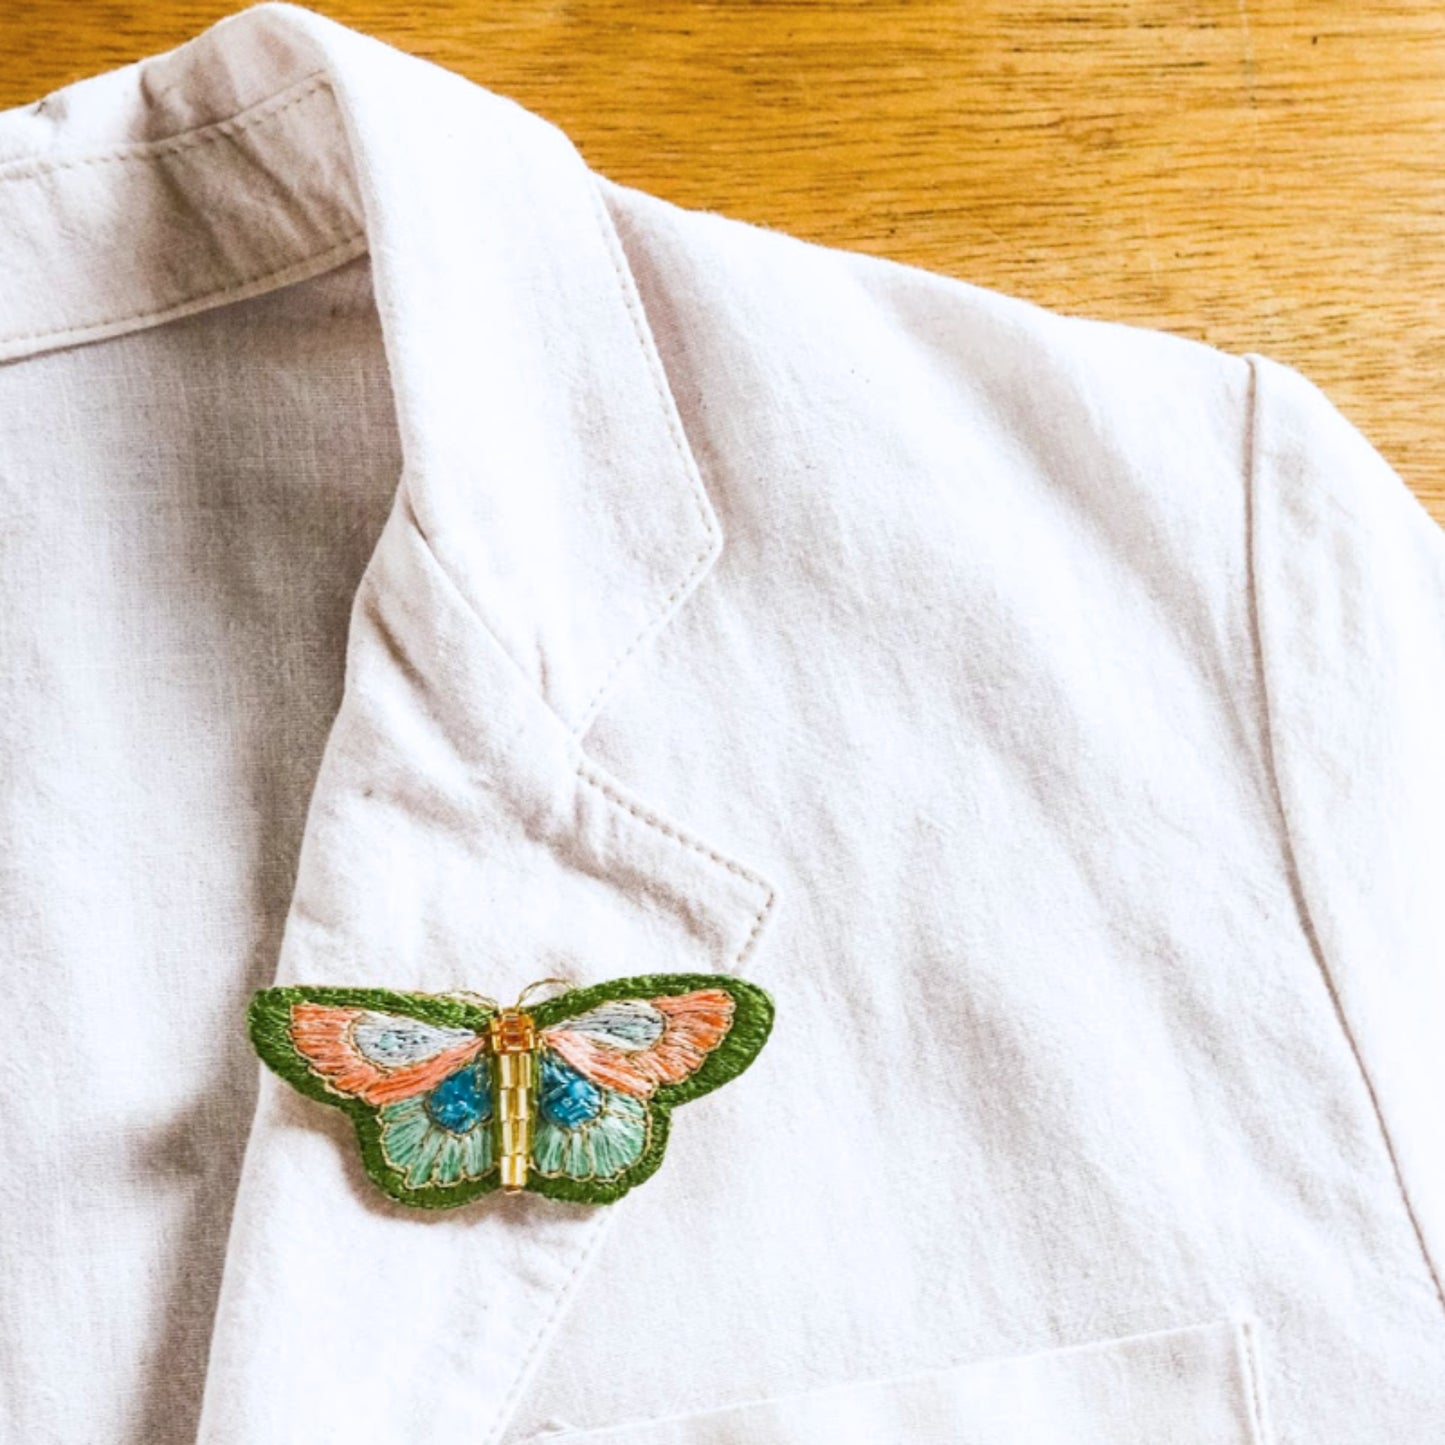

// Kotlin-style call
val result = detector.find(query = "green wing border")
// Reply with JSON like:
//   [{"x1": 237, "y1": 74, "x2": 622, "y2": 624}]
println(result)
[
  {"x1": 248, "y1": 985, "x2": 503, "y2": 1211},
  {"x1": 526, "y1": 972, "x2": 776, "y2": 1206}
]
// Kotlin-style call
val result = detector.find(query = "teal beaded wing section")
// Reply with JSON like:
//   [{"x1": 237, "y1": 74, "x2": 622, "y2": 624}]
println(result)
[
  {"x1": 531, "y1": 1051, "x2": 651, "y2": 1182},
  {"x1": 377, "y1": 1058, "x2": 496, "y2": 1189}
]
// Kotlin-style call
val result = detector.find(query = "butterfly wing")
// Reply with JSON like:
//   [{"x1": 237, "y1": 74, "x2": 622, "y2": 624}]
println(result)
[
  {"x1": 248, "y1": 986, "x2": 501, "y2": 1208},
  {"x1": 528, "y1": 973, "x2": 774, "y2": 1203}
]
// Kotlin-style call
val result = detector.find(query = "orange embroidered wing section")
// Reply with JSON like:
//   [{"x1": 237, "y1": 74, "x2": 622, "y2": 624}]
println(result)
[
  {"x1": 289, "y1": 1003, "x2": 486, "y2": 1106},
  {"x1": 541, "y1": 989, "x2": 735, "y2": 1100}
]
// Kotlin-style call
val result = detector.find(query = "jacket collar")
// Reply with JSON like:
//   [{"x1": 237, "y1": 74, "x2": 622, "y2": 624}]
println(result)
[{"x1": 0, "y1": 0, "x2": 722, "y2": 733}]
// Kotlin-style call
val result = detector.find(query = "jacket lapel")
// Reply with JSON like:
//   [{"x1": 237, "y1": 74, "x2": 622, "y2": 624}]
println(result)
[
  {"x1": 158, "y1": 6, "x2": 779, "y2": 1440},
  {"x1": 282, "y1": 2, "x2": 727, "y2": 736}
]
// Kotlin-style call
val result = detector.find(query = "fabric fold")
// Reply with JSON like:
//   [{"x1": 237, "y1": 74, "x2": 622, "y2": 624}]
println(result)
[{"x1": 1245, "y1": 349, "x2": 1445, "y2": 1309}]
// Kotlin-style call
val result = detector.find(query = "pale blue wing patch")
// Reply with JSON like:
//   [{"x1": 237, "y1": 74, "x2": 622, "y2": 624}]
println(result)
[
  {"x1": 352, "y1": 1012, "x2": 478, "y2": 1067},
  {"x1": 554, "y1": 999, "x2": 664, "y2": 1052},
  {"x1": 379, "y1": 1059, "x2": 495, "y2": 1188},
  {"x1": 531, "y1": 1049, "x2": 649, "y2": 1181}
]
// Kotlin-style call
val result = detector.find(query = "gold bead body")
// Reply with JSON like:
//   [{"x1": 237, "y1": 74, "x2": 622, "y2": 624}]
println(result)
[{"x1": 490, "y1": 1010, "x2": 536, "y2": 1192}]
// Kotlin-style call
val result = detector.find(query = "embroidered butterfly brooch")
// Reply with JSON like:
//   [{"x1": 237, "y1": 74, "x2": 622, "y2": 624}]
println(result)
[{"x1": 248, "y1": 973, "x2": 774, "y2": 1208}]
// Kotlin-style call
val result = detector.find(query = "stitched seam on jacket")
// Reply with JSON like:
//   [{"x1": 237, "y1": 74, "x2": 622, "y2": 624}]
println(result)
[
  {"x1": 400, "y1": 493, "x2": 777, "y2": 950},
  {"x1": 0, "y1": 70, "x2": 328, "y2": 184},
  {"x1": 1241, "y1": 352, "x2": 1445, "y2": 1320},
  {"x1": 0, "y1": 231, "x2": 367, "y2": 350},
  {"x1": 574, "y1": 759, "x2": 776, "y2": 962},
  {"x1": 564, "y1": 176, "x2": 721, "y2": 737}
]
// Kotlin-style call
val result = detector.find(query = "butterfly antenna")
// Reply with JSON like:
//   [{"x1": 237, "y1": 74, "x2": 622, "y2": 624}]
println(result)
[
  {"x1": 444, "y1": 989, "x2": 500, "y2": 1012},
  {"x1": 515, "y1": 977, "x2": 572, "y2": 1010}
]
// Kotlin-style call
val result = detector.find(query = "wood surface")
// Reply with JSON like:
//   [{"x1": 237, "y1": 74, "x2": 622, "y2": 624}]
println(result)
[{"x1": 3, "y1": 2, "x2": 1444, "y2": 522}]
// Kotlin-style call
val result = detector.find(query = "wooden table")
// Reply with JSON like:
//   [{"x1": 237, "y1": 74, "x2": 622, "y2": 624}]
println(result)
[{"x1": 4, "y1": 2, "x2": 1444, "y2": 523}]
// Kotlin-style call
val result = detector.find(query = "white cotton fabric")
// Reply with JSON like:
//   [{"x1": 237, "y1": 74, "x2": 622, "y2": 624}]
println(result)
[{"x1": 1, "y1": 5, "x2": 1443, "y2": 1442}]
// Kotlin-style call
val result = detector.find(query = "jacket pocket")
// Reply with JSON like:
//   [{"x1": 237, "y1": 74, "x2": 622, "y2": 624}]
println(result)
[{"x1": 543, "y1": 1317, "x2": 1272, "y2": 1444}]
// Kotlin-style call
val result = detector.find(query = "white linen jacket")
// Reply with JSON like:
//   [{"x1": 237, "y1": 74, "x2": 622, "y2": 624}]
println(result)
[{"x1": 2, "y1": 5, "x2": 1444, "y2": 1442}]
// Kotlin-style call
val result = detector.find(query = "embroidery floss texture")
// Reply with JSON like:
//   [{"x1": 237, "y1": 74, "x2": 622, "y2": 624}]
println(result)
[{"x1": 247, "y1": 973, "x2": 775, "y2": 1207}]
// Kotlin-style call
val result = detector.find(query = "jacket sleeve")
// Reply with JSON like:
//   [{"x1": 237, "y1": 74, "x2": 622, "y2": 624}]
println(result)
[{"x1": 1246, "y1": 350, "x2": 1445, "y2": 1299}]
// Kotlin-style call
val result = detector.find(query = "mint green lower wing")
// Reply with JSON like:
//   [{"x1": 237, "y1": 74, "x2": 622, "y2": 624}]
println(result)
[
  {"x1": 528, "y1": 1049, "x2": 659, "y2": 1203},
  {"x1": 378, "y1": 1060, "x2": 496, "y2": 1190}
]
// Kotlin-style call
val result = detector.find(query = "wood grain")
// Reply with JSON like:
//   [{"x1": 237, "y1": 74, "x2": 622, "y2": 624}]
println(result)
[{"x1": 3, "y1": 2, "x2": 1444, "y2": 521}]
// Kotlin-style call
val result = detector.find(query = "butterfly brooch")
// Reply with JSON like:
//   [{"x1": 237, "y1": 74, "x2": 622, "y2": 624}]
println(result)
[{"x1": 248, "y1": 972, "x2": 774, "y2": 1208}]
